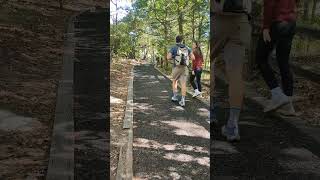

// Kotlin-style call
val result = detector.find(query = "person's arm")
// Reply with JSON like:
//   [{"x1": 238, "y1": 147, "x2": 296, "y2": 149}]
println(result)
[
  {"x1": 190, "y1": 52, "x2": 195, "y2": 61},
  {"x1": 212, "y1": 0, "x2": 223, "y2": 14},
  {"x1": 262, "y1": 0, "x2": 275, "y2": 42},
  {"x1": 263, "y1": 0, "x2": 275, "y2": 30},
  {"x1": 167, "y1": 52, "x2": 172, "y2": 60},
  {"x1": 167, "y1": 46, "x2": 174, "y2": 60}
]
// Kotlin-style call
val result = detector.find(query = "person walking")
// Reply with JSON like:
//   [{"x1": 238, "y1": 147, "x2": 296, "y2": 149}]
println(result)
[
  {"x1": 190, "y1": 41, "x2": 204, "y2": 98},
  {"x1": 255, "y1": 0, "x2": 297, "y2": 115},
  {"x1": 167, "y1": 35, "x2": 194, "y2": 107},
  {"x1": 211, "y1": 0, "x2": 252, "y2": 141}
]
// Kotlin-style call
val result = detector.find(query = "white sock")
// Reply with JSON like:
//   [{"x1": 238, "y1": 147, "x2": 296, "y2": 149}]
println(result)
[
  {"x1": 181, "y1": 96, "x2": 185, "y2": 101},
  {"x1": 227, "y1": 107, "x2": 241, "y2": 128},
  {"x1": 173, "y1": 91, "x2": 178, "y2": 97}
]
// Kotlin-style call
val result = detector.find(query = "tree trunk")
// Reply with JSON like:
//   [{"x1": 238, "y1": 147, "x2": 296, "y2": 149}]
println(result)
[
  {"x1": 198, "y1": 15, "x2": 204, "y2": 41},
  {"x1": 115, "y1": 0, "x2": 118, "y2": 25},
  {"x1": 303, "y1": 1, "x2": 308, "y2": 20},
  {"x1": 204, "y1": 39, "x2": 210, "y2": 70},
  {"x1": 164, "y1": 7, "x2": 169, "y2": 68},
  {"x1": 164, "y1": 25, "x2": 169, "y2": 68},
  {"x1": 59, "y1": 0, "x2": 63, "y2": 9},
  {"x1": 311, "y1": 0, "x2": 318, "y2": 20},
  {"x1": 303, "y1": 0, "x2": 312, "y2": 21},
  {"x1": 210, "y1": 8, "x2": 215, "y2": 111},
  {"x1": 178, "y1": 10, "x2": 184, "y2": 37},
  {"x1": 306, "y1": 37, "x2": 310, "y2": 55},
  {"x1": 192, "y1": 2, "x2": 195, "y2": 40}
]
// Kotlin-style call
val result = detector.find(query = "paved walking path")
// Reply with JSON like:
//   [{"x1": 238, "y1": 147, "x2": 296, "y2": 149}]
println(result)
[
  {"x1": 132, "y1": 64, "x2": 210, "y2": 179},
  {"x1": 73, "y1": 9, "x2": 108, "y2": 180},
  {"x1": 211, "y1": 78, "x2": 320, "y2": 180}
]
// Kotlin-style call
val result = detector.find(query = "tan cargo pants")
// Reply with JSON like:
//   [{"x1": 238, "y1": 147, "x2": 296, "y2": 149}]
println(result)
[{"x1": 211, "y1": 13, "x2": 251, "y2": 108}]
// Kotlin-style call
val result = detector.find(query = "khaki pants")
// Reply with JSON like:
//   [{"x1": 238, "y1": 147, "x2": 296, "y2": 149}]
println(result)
[{"x1": 211, "y1": 14, "x2": 251, "y2": 108}]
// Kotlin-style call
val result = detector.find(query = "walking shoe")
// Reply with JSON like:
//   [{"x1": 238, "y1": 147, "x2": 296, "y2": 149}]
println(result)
[
  {"x1": 264, "y1": 92, "x2": 289, "y2": 112},
  {"x1": 171, "y1": 95, "x2": 178, "y2": 102},
  {"x1": 221, "y1": 125, "x2": 240, "y2": 142},
  {"x1": 192, "y1": 89, "x2": 201, "y2": 98},
  {"x1": 277, "y1": 99, "x2": 296, "y2": 116},
  {"x1": 179, "y1": 99, "x2": 185, "y2": 107},
  {"x1": 209, "y1": 112, "x2": 218, "y2": 124}
]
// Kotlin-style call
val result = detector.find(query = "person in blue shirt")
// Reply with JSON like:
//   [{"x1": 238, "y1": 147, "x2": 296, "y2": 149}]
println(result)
[{"x1": 167, "y1": 35, "x2": 194, "y2": 107}]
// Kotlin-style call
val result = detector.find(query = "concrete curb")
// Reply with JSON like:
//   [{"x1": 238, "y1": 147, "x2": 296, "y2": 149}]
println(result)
[
  {"x1": 116, "y1": 68, "x2": 134, "y2": 180},
  {"x1": 214, "y1": 68, "x2": 320, "y2": 146},
  {"x1": 123, "y1": 69, "x2": 134, "y2": 129},
  {"x1": 45, "y1": 8, "x2": 93, "y2": 180},
  {"x1": 153, "y1": 65, "x2": 210, "y2": 107},
  {"x1": 45, "y1": 12, "x2": 76, "y2": 180}
]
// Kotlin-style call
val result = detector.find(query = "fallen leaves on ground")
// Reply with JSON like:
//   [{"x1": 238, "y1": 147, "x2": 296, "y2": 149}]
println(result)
[
  {"x1": 0, "y1": 0, "x2": 104, "y2": 179},
  {"x1": 110, "y1": 58, "x2": 134, "y2": 179}
]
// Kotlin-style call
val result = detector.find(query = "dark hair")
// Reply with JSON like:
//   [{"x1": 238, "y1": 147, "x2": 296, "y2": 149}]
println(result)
[
  {"x1": 193, "y1": 41, "x2": 203, "y2": 57},
  {"x1": 176, "y1": 35, "x2": 183, "y2": 43}
]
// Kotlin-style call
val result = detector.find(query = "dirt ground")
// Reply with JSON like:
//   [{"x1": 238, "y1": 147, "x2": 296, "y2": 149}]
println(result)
[
  {"x1": 0, "y1": 1, "x2": 105, "y2": 179},
  {"x1": 110, "y1": 58, "x2": 135, "y2": 179}
]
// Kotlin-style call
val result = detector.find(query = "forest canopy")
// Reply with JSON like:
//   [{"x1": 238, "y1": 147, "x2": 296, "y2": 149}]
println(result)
[{"x1": 111, "y1": 0, "x2": 210, "y2": 69}]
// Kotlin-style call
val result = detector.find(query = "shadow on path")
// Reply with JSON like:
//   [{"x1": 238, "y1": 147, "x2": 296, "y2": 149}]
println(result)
[
  {"x1": 73, "y1": 9, "x2": 109, "y2": 180},
  {"x1": 211, "y1": 79, "x2": 320, "y2": 180},
  {"x1": 133, "y1": 64, "x2": 210, "y2": 179}
]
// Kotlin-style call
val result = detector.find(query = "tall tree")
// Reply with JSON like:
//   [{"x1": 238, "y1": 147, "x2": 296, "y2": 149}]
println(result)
[
  {"x1": 311, "y1": 0, "x2": 318, "y2": 20},
  {"x1": 59, "y1": 0, "x2": 63, "y2": 9},
  {"x1": 111, "y1": 0, "x2": 209, "y2": 69}
]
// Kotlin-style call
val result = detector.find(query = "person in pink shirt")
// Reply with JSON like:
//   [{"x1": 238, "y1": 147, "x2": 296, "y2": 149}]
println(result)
[
  {"x1": 190, "y1": 41, "x2": 204, "y2": 98},
  {"x1": 256, "y1": 0, "x2": 298, "y2": 115}
]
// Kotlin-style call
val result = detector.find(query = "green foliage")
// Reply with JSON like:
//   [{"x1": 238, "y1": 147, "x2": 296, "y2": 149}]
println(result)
[
  {"x1": 111, "y1": 0, "x2": 209, "y2": 65},
  {"x1": 111, "y1": 22, "x2": 130, "y2": 57}
]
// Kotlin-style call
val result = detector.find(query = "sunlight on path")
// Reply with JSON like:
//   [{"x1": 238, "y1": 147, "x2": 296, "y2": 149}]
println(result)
[
  {"x1": 0, "y1": 110, "x2": 42, "y2": 132},
  {"x1": 110, "y1": 96, "x2": 124, "y2": 104},
  {"x1": 162, "y1": 121, "x2": 210, "y2": 139},
  {"x1": 134, "y1": 138, "x2": 209, "y2": 154},
  {"x1": 278, "y1": 147, "x2": 320, "y2": 174},
  {"x1": 164, "y1": 153, "x2": 209, "y2": 167}
]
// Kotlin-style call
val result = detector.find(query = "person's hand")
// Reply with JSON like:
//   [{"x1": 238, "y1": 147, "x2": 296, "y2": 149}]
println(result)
[
  {"x1": 263, "y1": 29, "x2": 271, "y2": 43},
  {"x1": 192, "y1": 71, "x2": 195, "y2": 75},
  {"x1": 213, "y1": 1, "x2": 223, "y2": 14}
]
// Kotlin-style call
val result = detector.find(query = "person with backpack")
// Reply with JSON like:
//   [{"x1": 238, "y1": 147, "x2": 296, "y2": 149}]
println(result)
[
  {"x1": 210, "y1": 0, "x2": 252, "y2": 141},
  {"x1": 190, "y1": 41, "x2": 204, "y2": 98},
  {"x1": 255, "y1": 0, "x2": 298, "y2": 115},
  {"x1": 167, "y1": 35, "x2": 195, "y2": 107}
]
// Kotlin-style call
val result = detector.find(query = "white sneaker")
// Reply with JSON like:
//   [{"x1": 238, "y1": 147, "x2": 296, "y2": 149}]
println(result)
[
  {"x1": 277, "y1": 101, "x2": 296, "y2": 116},
  {"x1": 179, "y1": 100, "x2": 185, "y2": 107},
  {"x1": 192, "y1": 89, "x2": 201, "y2": 98},
  {"x1": 221, "y1": 125, "x2": 240, "y2": 142},
  {"x1": 264, "y1": 93, "x2": 289, "y2": 112},
  {"x1": 171, "y1": 95, "x2": 178, "y2": 102}
]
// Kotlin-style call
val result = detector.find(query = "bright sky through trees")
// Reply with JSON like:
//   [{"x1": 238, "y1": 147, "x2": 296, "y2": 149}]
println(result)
[{"x1": 110, "y1": 0, "x2": 132, "y2": 24}]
